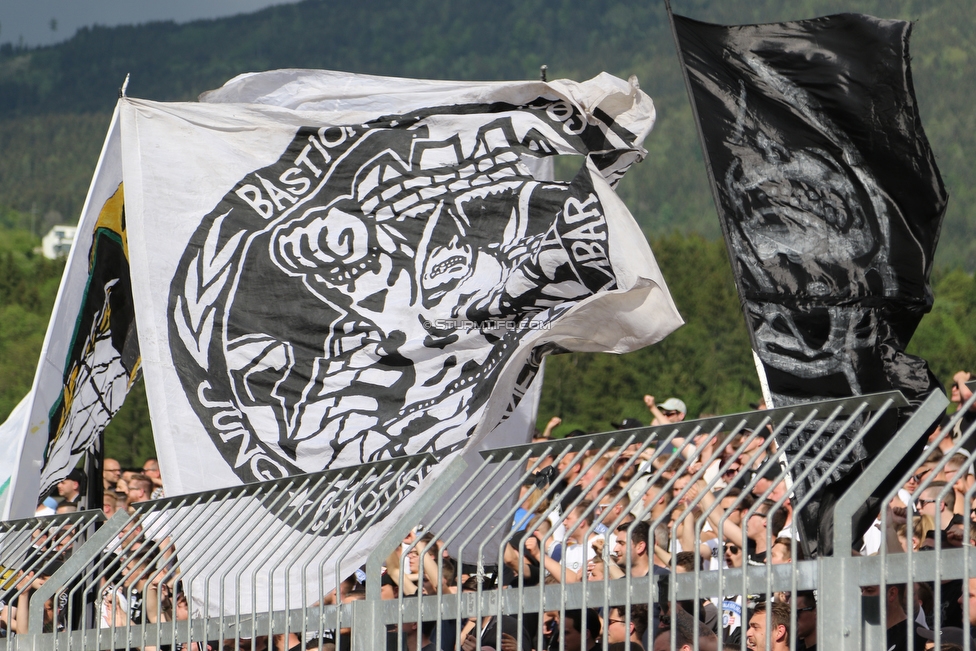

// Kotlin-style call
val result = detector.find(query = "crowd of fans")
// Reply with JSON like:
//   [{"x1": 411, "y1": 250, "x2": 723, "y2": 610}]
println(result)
[
  {"x1": 374, "y1": 370, "x2": 976, "y2": 651},
  {"x1": 31, "y1": 457, "x2": 164, "y2": 520},
  {"x1": 3, "y1": 371, "x2": 976, "y2": 651},
  {"x1": 0, "y1": 457, "x2": 170, "y2": 640}
]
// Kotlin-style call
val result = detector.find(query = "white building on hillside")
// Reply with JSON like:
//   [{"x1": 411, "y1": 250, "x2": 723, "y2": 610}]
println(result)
[{"x1": 41, "y1": 225, "x2": 77, "y2": 259}]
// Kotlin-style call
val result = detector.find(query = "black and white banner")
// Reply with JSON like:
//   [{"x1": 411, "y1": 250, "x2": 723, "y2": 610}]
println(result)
[
  {"x1": 107, "y1": 71, "x2": 682, "y2": 604},
  {"x1": 121, "y1": 71, "x2": 681, "y2": 495}
]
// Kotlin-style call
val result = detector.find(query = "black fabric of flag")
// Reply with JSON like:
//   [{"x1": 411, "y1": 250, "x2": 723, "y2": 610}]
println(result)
[{"x1": 673, "y1": 13, "x2": 948, "y2": 555}]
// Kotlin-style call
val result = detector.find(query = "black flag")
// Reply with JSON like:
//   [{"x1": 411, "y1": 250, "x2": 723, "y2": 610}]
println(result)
[{"x1": 672, "y1": 13, "x2": 948, "y2": 554}]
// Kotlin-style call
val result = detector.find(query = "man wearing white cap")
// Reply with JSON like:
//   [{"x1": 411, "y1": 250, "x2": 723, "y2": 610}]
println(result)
[{"x1": 643, "y1": 395, "x2": 687, "y2": 426}]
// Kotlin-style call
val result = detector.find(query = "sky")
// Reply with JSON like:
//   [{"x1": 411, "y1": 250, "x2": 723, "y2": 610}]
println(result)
[{"x1": 0, "y1": 0, "x2": 303, "y2": 48}]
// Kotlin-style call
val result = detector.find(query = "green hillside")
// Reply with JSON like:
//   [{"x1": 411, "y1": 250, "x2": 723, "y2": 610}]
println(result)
[
  {"x1": 0, "y1": 0, "x2": 973, "y2": 459},
  {"x1": 1, "y1": 0, "x2": 973, "y2": 263}
]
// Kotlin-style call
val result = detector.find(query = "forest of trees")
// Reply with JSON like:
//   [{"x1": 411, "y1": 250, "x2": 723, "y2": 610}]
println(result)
[
  {"x1": 0, "y1": 0, "x2": 973, "y2": 462},
  {"x1": 1, "y1": 0, "x2": 974, "y2": 266},
  {"x1": 1, "y1": 219, "x2": 974, "y2": 465}
]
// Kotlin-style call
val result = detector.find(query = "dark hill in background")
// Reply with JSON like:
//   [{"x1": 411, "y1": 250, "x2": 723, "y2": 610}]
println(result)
[
  {"x1": 1, "y1": 0, "x2": 973, "y2": 266},
  {"x1": 0, "y1": 0, "x2": 974, "y2": 445}
]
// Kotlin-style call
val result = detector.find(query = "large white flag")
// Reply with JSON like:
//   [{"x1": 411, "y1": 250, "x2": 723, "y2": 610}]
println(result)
[
  {"x1": 121, "y1": 71, "x2": 682, "y2": 498},
  {"x1": 5, "y1": 70, "x2": 681, "y2": 610},
  {"x1": 3, "y1": 108, "x2": 141, "y2": 520}
]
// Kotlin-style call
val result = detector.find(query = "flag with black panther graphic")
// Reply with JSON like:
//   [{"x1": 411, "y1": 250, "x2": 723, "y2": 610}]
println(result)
[
  {"x1": 673, "y1": 13, "x2": 947, "y2": 553},
  {"x1": 1, "y1": 108, "x2": 141, "y2": 520}
]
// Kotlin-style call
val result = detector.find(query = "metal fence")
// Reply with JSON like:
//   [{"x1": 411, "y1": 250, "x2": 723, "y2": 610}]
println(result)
[{"x1": 2, "y1": 387, "x2": 974, "y2": 651}]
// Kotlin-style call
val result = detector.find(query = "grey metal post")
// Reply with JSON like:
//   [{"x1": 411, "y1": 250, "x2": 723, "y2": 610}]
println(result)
[
  {"x1": 28, "y1": 511, "x2": 130, "y2": 634},
  {"x1": 833, "y1": 390, "x2": 948, "y2": 555},
  {"x1": 356, "y1": 455, "x2": 468, "y2": 651},
  {"x1": 820, "y1": 389, "x2": 948, "y2": 651}
]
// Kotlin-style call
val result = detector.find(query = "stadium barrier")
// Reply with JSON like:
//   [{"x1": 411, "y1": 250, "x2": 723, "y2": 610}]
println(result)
[{"x1": 2, "y1": 386, "x2": 974, "y2": 651}]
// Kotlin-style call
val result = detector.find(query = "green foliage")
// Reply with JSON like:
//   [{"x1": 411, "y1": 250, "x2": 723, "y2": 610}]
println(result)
[
  {"x1": 539, "y1": 240, "x2": 976, "y2": 436},
  {"x1": 0, "y1": 228, "x2": 154, "y2": 465},
  {"x1": 537, "y1": 234, "x2": 760, "y2": 435},
  {"x1": 0, "y1": 0, "x2": 973, "y2": 268},
  {"x1": 908, "y1": 269, "x2": 976, "y2": 384},
  {"x1": 0, "y1": 113, "x2": 110, "y2": 235},
  {"x1": 0, "y1": 230, "x2": 64, "y2": 417}
]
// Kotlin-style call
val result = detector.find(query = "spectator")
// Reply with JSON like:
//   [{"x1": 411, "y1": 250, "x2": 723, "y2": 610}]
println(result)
[
  {"x1": 718, "y1": 541, "x2": 746, "y2": 643},
  {"x1": 746, "y1": 601, "x2": 789, "y2": 651},
  {"x1": 550, "y1": 503, "x2": 597, "y2": 582},
  {"x1": 144, "y1": 573, "x2": 180, "y2": 624},
  {"x1": 560, "y1": 609, "x2": 600, "y2": 651},
  {"x1": 950, "y1": 371, "x2": 976, "y2": 452},
  {"x1": 644, "y1": 395, "x2": 686, "y2": 426},
  {"x1": 119, "y1": 468, "x2": 139, "y2": 487},
  {"x1": 916, "y1": 481, "x2": 956, "y2": 532},
  {"x1": 637, "y1": 478, "x2": 671, "y2": 525},
  {"x1": 652, "y1": 608, "x2": 718, "y2": 651},
  {"x1": 126, "y1": 474, "x2": 154, "y2": 509},
  {"x1": 271, "y1": 632, "x2": 301, "y2": 651},
  {"x1": 650, "y1": 523, "x2": 671, "y2": 570},
  {"x1": 35, "y1": 497, "x2": 57, "y2": 517},
  {"x1": 795, "y1": 590, "x2": 817, "y2": 651},
  {"x1": 111, "y1": 517, "x2": 145, "y2": 555},
  {"x1": 580, "y1": 456, "x2": 614, "y2": 502},
  {"x1": 6, "y1": 570, "x2": 62, "y2": 635},
  {"x1": 959, "y1": 576, "x2": 976, "y2": 628},
  {"x1": 541, "y1": 416, "x2": 562, "y2": 439},
  {"x1": 57, "y1": 469, "x2": 86, "y2": 506},
  {"x1": 750, "y1": 466, "x2": 793, "y2": 536},
  {"x1": 928, "y1": 418, "x2": 958, "y2": 455},
  {"x1": 769, "y1": 538, "x2": 793, "y2": 564},
  {"x1": 549, "y1": 448, "x2": 588, "y2": 516},
  {"x1": 895, "y1": 517, "x2": 928, "y2": 553},
  {"x1": 612, "y1": 418, "x2": 645, "y2": 430},
  {"x1": 103, "y1": 458, "x2": 122, "y2": 492},
  {"x1": 674, "y1": 552, "x2": 719, "y2": 632},
  {"x1": 612, "y1": 522, "x2": 651, "y2": 578},
  {"x1": 604, "y1": 604, "x2": 647, "y2": 651},
  {"x1": 593, "y1": 490, "x2": 630, "y2": 535},
  {"x1": 142, "y1": 459, "x2": 165, "y2": 499},
  {"x1": 685, "y1": 480, "x2": 785, "y2": 563},
  {"x1": 103, "y1": 493, "x2": 118, "y2": 518},
  {"x1": 916, "y1": 626, "x2": 969, "y2": 650},
  {"x1": 513, "y1": 478, "x2": 550, "y2": 531},
  {"x1": 861, "y1": 584, "x2": 927, "y2": 651},
  {"x1": 457, "y1": 577, "x2": 533, "y2": 651},
  {"x1": 944, "y1": 453, "x2": 973, "y2": 518},
  {"x1": 398, "y1": 619, "x2": 436, "y2": 651}
]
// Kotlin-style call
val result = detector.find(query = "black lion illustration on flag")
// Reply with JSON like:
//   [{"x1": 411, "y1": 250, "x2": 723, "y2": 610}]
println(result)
[{"x1": 169, "y1": 98, "x2": 638, "y2": 485}]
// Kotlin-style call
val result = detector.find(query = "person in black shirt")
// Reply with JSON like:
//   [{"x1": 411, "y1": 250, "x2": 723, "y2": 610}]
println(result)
[
  {"x1": 794, "y1": 591, "x2": 817, "y2": 651},
  {"x1": 860, "y1": 584, "x2": 927, "y2": 651}
]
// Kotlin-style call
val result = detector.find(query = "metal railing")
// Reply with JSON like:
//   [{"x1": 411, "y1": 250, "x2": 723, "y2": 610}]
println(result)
[{"x1": 2, "y1": 387, "x2": 973, "y2": 651}]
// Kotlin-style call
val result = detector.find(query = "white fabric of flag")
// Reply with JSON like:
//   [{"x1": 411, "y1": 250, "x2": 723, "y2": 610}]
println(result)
[
  {"x1": 122, "y1": 70, "x2": 682, "y2": 498},
  {"x1": 0, "y1": 393, "x2": 33, "y2": 516}
]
